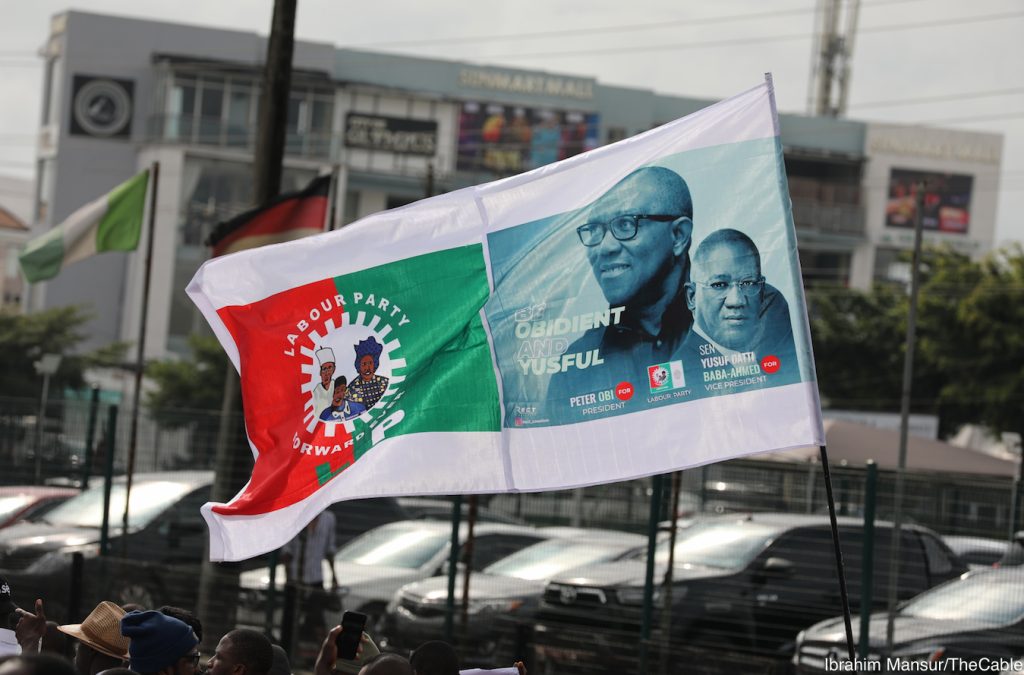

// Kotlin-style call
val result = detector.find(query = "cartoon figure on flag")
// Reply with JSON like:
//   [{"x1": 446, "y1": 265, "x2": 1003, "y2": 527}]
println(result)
[
  {"x1": 347, "y1": 337, "x2": 389, "y2": 410},
  {"x1": 311, "y1": 347, "x2": 336, "y2": 414},
  {"x1": 319, "y1": 376, "x2": 367, "y2": 422}
]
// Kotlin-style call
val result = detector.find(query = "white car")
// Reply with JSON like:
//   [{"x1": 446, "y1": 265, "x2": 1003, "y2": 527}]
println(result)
[{"x1": 238, "y1": 519, "x2": 551, "y2": 633}]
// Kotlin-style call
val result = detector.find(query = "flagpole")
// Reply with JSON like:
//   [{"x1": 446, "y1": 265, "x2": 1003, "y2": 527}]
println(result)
[
  {"x1": 327, "y1": 163, "x2": 340, "y2": 232},
  {"x1": 122, "y1": 161, "x2": 159, "y2": 552},
  {"x1": 819, "y1": 444, "x2": 856, "y2": 661}
]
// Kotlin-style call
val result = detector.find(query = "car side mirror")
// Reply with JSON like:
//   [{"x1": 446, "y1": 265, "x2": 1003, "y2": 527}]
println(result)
[{"x1": 759, "y1": 557, "x2": 794, "y2": 576}]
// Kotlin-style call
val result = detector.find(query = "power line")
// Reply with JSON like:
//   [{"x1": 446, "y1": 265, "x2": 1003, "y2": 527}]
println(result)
[
  {"x1": 475, "y1": 10, "x2": 1024, "y2": 61},
  {"x1": 351, "y1": 0, "x2": 932, "y2": 49},
  {"x1": 851, "y1": 87, "x2": 1024, "y2": 109}
]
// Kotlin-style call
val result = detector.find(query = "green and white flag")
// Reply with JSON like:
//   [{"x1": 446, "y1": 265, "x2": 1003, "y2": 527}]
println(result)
[{"x1": 19, "y1": 169, "x2": 149, "y2": 283}]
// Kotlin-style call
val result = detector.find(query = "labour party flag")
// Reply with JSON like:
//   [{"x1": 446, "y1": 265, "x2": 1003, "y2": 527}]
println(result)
[
  {"x1": 188, "y1": 77, "x2": 825, "y2": 561},
  {"x1": 206, "y1": 174, "x2": 330, "y2": 257},
  {"x1": 19, "y1": 169, "x2": 149, "y2": 283}
]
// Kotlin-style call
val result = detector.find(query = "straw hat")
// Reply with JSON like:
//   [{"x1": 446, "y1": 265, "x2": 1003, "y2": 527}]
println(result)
[{"x1": 58, "y1": 601, "x2": 130, "y2": 660}]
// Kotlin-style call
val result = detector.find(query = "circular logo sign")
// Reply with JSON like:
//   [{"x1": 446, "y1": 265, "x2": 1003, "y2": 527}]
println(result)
[
  {"x1": 615, "y1": 382, "x2": 634, "y2": 401},
  {"x1": 73, "y1": 79, "x2": 132, "y2": 137},
  {"x1": 761, "y1": 355, "x2": 781, "y2": 374},
  {"x1": 302, "y1": 309, "x2": 406, "y2": 434}
]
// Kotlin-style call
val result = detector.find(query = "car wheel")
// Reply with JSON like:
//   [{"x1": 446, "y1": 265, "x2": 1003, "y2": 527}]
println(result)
[{"x1": 112, "y1": 581, "x2": 158, "y2": 609}]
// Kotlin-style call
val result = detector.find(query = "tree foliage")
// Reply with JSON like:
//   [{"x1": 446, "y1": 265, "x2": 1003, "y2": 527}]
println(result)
[
  {"x1": 145, "y1": 334, "x2": 243, "y2": 428},
  {"x1": 0, "y1": 306, "x2": 125, "y2": 400},
  {"x1": 809, "y1": 245, "x2": 1023, "y2": 438}
]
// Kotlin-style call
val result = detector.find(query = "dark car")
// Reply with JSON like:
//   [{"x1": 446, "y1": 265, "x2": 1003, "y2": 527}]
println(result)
[
  {"x1": 532, "y1": 513, "x2": 967, "y2": 673},
  {"x1": 793, "y1": 567, "x2": 1024, "y2": 672},
  {"x1": 380, "y1": 528, "x2": 645, "y2": 668},
  {"x1": 0, "y1": 486, "x2": 78, "y2": 529},
  {"x1": 0, "y1": 471, "x2": 414, "y2": 622}
]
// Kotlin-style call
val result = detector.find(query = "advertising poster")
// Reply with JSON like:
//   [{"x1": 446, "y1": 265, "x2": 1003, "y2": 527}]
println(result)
[
  {"x1": 885, "y1": 168, "x2": 973, "y2": 234},
  {"x1": 188, "y1": 79, "x2": 824, "y2": 561},
  {"x1": 456, "y1": 102, "x2": 600, "y2": 174}
]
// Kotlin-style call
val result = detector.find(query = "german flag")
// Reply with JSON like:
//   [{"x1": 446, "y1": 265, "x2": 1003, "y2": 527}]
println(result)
[{"x1": 206, "y1": 175, "x2": 330, "y2": 257}]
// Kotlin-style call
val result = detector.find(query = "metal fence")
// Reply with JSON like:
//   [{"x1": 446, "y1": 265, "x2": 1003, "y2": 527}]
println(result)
[{"x1": 1, "y1": 395, "x2": 1020, "y2": 673}]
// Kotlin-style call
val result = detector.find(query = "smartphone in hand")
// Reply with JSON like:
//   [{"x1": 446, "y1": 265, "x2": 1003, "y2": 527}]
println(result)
[{"x1": 336, "y1": 611, "x2": 368, "y2": 661}]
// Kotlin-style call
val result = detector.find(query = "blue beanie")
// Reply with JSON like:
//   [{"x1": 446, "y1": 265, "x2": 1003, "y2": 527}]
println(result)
[{"x1": 120, "y1": 610, "x2": 198, "y2": 673}]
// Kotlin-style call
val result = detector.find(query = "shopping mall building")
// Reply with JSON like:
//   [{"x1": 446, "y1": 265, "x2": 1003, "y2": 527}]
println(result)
[{"x1": 30, "y1": 10, "x2": 1004, "y2": 359}]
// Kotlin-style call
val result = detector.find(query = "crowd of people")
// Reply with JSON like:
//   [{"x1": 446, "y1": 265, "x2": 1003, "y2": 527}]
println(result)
[{"x1": 0, "y1": 576, "x2": 526, "y2": 675}]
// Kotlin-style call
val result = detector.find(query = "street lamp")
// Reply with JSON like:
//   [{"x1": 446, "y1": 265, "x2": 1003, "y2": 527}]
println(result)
[{"x1": 33, "y1": 353, "x2": 62, "y2": 484}]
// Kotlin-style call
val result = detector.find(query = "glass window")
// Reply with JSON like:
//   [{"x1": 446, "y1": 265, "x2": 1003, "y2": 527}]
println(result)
[
  {"x1": 485, "y1": 539, "x2": 638, "y2": 580},
  {"x1": 335, "y1": 523, "x2": 448, "y2": 569},
  {"x1": 166, "y1": 79, "x2": 196, "y2": 141},
  {"x1": 653, "y1": 520, "x2": 776, "y2": 569},
  {"x1": 469, "y1": 534, "x2": 544, "y2": 570},
  {"x1": 42, "y1": 481, "x2": 196, "y2": 529},
  {"x1": 902, "y1": 572, "x2": 1024, "y2": 625},
  {"x1": 0, "y1": 495, "x2": 33, "y2": 521},
  {"x1": 227, "y1": 87, "x2": 252, "y2": 148},
  {"x1": 198, "y1": 81, "x2": 224, "y2": 144},
  {"x1": 918, "y1": 533, "x2": 955, "y2": 576}
]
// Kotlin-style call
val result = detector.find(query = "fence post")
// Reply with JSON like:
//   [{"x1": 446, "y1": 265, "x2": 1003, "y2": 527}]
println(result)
[
  {"x1": 859, "y1": 460, "x2": 878, "y2": 660},
  {"x1": 68, "y1": 551, "x2": 85, "y2": 623},
  {"x1": 80, "y1": 386, "x2": 100, "y2": 489},
  {"x1": 99, "y1": 405, "x2": 118, "y2": 557}
]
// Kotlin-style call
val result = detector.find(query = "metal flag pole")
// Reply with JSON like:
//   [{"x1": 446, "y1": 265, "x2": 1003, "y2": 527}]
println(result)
[
  {"x1": 885, "y1": 181, "x2": 926, "y2": 654},
  {"x1": 819, "y1": 444, "x2": 856, "y2": 660},
  {"x1": 122, "y1": 161, "x2": 159, "y2": 555},
  {"x1": 326, "y1": 163, "x2": 340, "y2": 232}
]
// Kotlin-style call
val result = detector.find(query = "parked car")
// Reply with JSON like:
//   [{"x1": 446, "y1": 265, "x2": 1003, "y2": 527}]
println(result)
[
  {"x1": 380, "y1": 528, "x2": 646, "y2": 668},
  {"x1": 397, "y1": 497, "x2": 525, "y2": 525},
  {"x1": 532, "y1": 513, "x2": 967, "y2": 673},
  {"x1": 0, "y1": 486, "x2": 78, "y2": 530},
  {"x1": 0, "y1": 471, "x2": 413, "y2": 622},
  {"x1": 793, "y1": 567, "x2": 1024, "y2": 672},
  {"x1": 238, "y1": 519, "x2": 553, "y2": 635},
  {"x1": 0, "y1": 471, "x2": 215, "y2": 619},
  {"x1": 943, "y1": 534, "x2": 1008, "y2": 570}
]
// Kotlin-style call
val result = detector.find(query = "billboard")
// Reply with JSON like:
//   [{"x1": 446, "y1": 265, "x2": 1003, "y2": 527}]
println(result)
[
  {"x1": 885, "y1": 168, "x2": 973, "y2": 234},
  {"x1": 456, "y1": 102, "x2": 599, "y2": 175}
]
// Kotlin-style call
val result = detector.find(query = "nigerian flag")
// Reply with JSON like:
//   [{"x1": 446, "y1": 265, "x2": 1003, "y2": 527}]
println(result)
[{"x1": 19, "y1": 169, "x2": 149, "y2": 283}]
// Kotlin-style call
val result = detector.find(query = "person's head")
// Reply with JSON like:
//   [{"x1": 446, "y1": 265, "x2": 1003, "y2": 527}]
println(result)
[
  {"x1": 409, "y1": 641, "x2": 458, "y2": 675},
  {"x1": 316, "y1": 348, "x2": 336, "y2": 386},
  {"x1": 119, "y1": 611, "x2": 199, "y2": 675},
  {"x1": 157, "y1": 607, "x2": 201, "y2": 645},
  {"x1": 353, "y1": 339, "x2": 383, "y2": 381},
  {"x1": 0, "y1": 653, "x2": 78, "y2": 675},
  {"x1": 356, "y1": 654, "x2": 412, "y2": 675},
  {"x1": 685, "y1": 229, "x2": 765, "y2": 350},
  {"x1": 578, "y1": 166, "x2": 693, "y2": 308},
  {"x1": 204, "y1": 630, "x2": 272, "y2": 675},
  {"x1": 331, "y1": 376, "x2": 349, "y2": 406},
  {"x1": 266, "y1": 647, "x2": 289, "y2": 675},
  {"x1": 58, "y1": 601, "x2": 130, "y2": 675}
]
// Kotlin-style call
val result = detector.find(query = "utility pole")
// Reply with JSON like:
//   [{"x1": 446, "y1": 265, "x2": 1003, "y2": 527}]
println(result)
[
  {"x1": 807, "y1": 0, "x2": 860, "y2": 117},
  {"x1": 196, "y1": 0, "x2": 298, "y2": 651}
]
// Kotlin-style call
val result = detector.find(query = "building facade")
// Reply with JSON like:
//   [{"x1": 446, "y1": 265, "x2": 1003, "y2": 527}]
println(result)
[{"x1": 31, "y1": 10, "x2": 1003, "y2": 359}]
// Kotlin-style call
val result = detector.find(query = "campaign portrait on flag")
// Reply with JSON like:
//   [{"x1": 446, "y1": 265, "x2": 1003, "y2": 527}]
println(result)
[
  {"x1": 485, "y1": 142, "x2": 810, "y2": 428},
  {"x1": 188, "y1": 78, "x2": 824, "y2": 562}
]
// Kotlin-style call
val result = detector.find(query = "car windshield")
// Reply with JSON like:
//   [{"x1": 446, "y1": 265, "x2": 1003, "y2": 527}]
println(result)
[
  {"x1": 0, "y1": 495, "x2": 33, "y2": 521},
  {"x1": 335, "y1": 524, "x2": 449, "y2": 569},
  {"x1": 40, "y1": 481, "x2": 194, "y2": 529},
  {"x1": 901, "y1": 573, "x2": 1024, "y2": 624},
  {"x1": 484, "y1": 539, "x2": 634, "y2": 580},
  {"x1": 652, "y1": 520, "x2": 776, "y2": 569}
]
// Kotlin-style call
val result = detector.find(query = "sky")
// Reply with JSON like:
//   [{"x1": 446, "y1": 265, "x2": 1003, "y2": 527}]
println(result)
[{"x1": 1, "y1": 0, "x2": 1021, "y2": 245}]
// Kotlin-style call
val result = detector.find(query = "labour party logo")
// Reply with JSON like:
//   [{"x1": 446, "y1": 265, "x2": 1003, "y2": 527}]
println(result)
[{"x1": 647, "y1": 360, "x2": 685, "y2": 393}]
